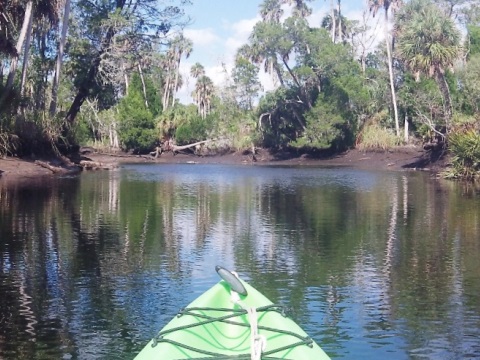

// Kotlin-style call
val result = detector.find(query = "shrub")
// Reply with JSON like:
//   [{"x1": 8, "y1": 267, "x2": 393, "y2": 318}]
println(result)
[
  {"x1": 357, "y1": 124, "x2": 401, "y2": 151},
  {"x1": 444, "y1": 129, "x2": 480, "y2": 180},
  {"x1": 118, "y1": 90, "x2": 157, "y2": 153},
  {"x1": 290, "y1": 98, "x2": 349, "y2": 150},
  {"x1": 175, "y1": 115, "x2": 210, "y2": 145}
]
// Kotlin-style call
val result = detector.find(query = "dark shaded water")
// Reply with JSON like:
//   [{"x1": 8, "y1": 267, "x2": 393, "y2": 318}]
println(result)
[{"x1": 1, "y1": 164, "x2": 480, "y2": 359}]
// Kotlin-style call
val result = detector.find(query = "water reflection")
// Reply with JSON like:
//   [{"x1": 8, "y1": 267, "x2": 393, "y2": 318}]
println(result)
[{"x1": 1, "y1": 165, "x2": 480, "y2": 359}]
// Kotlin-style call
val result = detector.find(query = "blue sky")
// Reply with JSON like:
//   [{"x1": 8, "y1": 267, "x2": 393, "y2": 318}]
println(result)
[{"x1": 177, "y1": 0, "x2": 378, "y2": 103}]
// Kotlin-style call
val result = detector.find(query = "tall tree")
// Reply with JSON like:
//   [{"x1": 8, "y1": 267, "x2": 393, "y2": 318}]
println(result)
[
  {"x1": 395, "y1": 0, "x2": 462, "y2": 131},
  {"x1": 0, "y1": 0, "x2": 59, "y2": 108},
  {"x1": 192, "y1": 74, "x2": 214, "y2": 119},
  {"x1": 259, "y1": 0, "x2": 284, "y2": 23},
  {"x1": 190, "y1": 62, "x2": 205, "y2": 79},
  {"x1": 351, "y1": 8, "x2": 381, "y2": 73},
  {"x1": 0, "y1": 1, "x2": 33, "y2": 107},
  {"x1": 321, "y1": 7, "x2": 351, "y2": 44},
  {"x1": 49, "y1": 0, "x2": 71, "y2": 115},
  {"x1": 19, "y1": 4, "x2": 34, "y2": 98},
  {"x1": 283, "y1": 0, "x2": 313, "y2": 18},
  {"x1": 369, "y1": 0, "x2": 403, "y2": 137},
  {"x1": 326, "y1": 0, "x2": 336, "y2": 42},
  {"x1": 232, "y1": 52, "x2": 262, "y2": 110},
  {"x1": 65, "y1": 0, "x2": 191, "y2": 124},
  {"x1": 249, "y1": 21, "x2": 286, "y2": 87},
  {"x1": 167, "y1": 34, "x2": 192, "y2": 110}
]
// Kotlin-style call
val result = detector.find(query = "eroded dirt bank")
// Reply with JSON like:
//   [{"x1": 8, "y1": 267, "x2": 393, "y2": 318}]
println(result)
[{"x1": 0, "y1": 146, "x2": 449, "y2": 185}]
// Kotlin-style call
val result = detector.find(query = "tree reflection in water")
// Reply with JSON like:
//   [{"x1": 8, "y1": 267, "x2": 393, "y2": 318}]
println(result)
[{"x1": 0, "y1": 166, "x2": 479, "y2": 359}]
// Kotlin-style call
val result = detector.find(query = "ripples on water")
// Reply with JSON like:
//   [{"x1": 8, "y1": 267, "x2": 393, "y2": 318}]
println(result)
[{"x1": 1, "y1": 164, "x2": 480, "y2": 359}]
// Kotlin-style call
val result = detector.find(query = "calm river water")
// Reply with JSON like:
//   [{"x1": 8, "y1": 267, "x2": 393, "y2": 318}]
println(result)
[{"x1": 1, "y1": 164, "x2": 480, "y2": 359}]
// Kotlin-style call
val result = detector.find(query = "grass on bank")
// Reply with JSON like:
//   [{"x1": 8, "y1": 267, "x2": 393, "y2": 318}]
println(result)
[{"x1": 356, "y1": 124, "x2": 403, "y2": 151}]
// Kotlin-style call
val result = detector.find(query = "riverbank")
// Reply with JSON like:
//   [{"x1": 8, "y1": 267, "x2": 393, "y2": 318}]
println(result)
[{"x1": 0, "y1": 145, "x2": 449, "y2": 182}]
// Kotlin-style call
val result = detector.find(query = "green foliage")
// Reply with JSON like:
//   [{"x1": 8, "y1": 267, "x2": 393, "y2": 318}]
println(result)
[
  {"x1": 118, "y1": 89, "x2": 156, "y2": 153},
  {"x1": 467, "y1": 25, "x2": 480, "y2": 57},
  {"x1": 357, "y1": 124, "x2": 402, "y2": 151},
  {"x1": 458, "y1": 54, "x2": 480, "y2": 115},
  {"x1": 203, "y1": 93, "x2": 259, "y2": 152},
  {"x1": 444, "y1": 127, "x2": 480, "y2": 180},
  {"x1": 175, "y1": 115, "x2": 211, "y2": 145},
  {"x1": 232, "y1": 56, "x2": 262, "y2": 111},
  {"x1": 257, "y1": 88, "x2": 298, "y2": 148},
  {"x1": 73, "y1": 116, "x2": 92, "y2": 145},
  {"x1": 156, "y1": 104, "x2": 200, "y2": 141},
  {"x1": 290, "y1": 96, "x2": 349, "y2": 150},
  {"x1": 75, "y1": 103, "x2": 119, "y2": 149},
  {"x1": 398, "y1": 74, "x2": 445, "y2": 139},
  {"x1": 130, "y1": 73, "x2": 162, "y2": 117}
]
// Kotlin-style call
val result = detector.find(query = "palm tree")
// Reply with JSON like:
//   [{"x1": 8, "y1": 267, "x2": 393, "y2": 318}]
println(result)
[
  {"x1": 325, "y1": 0, "x2": 336, "y2": 42},
  {"x1": 161, "y1": 35, "x2": 191, "y2": 111},
  {"x1": 321, "y1": 8, "x2": 351, "y2": 44},
  {"x1": 249, "y1": 22, "x2": 285, "y2": 87},
  {"x1": 369, "y1": 0, "x2": 403, "y2": 137},
  {"x1": 192, "y1": 75, "x2": 214, "y2": 119},
  {"x1": 283, "y1": 0, "x2": 313, "y2": 18},
  {"x1": 170, "y1": 34, "x2": 192, "y2": 108},
  {"x1": 161, "y1": 49, "x2": 175, "y2": 111},
  {"x1": 395, "y1": 0, "x2": 461, "y2": 131},
  {"x1": 259, "y1": 0, "x2": 284, "y2": 23},
  {"x1": 190, "y1": 62, "x2": 205, "y2": 79}
]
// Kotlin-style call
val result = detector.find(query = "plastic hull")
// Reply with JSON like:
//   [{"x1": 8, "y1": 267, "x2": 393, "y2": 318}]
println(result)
[{"x1": 135, "y1": 279, "x2": 331, "y2": 359}]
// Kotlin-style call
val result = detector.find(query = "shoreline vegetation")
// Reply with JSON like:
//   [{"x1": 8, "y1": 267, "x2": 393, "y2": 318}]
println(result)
[
  {"x1": 0, "y1": 145, "x2": 449, "y2": 184},
  {"x1": 2, "y1": 1, "x2": 479, "y2": 182}
]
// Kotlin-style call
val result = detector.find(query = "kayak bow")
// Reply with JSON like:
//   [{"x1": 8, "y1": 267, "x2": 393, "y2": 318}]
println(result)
[{"x1": 134, "y1": 266, "x2": 331, "y2": 359}]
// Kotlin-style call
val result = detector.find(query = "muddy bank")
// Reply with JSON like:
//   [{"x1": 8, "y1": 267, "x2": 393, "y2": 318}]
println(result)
[{"x1": 0, "y1": 146, "x2": 449, "y2": 184}]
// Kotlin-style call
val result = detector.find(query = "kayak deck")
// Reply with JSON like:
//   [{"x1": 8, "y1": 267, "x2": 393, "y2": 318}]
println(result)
[{"x1": 135, "y1": 270, "x2": 331, "y2": 359}]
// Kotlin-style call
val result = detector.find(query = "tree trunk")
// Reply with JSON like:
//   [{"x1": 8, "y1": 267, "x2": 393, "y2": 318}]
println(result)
[
  {"x1": 65, "y1": 24, "x2": 117, "y2": 123},
  {"x1": 337, "y1": 0, "x2": 342, "y2": 42},
  {"x1": 20, "y1": 10, "x2": 33, "y2": 98},
  {"x1": 384, "y1": 11, "x2": 400, "y2": 137},
  {"x1": 171, "y1": 53, "x2": 181, "y2": 108},
  {"x1": 123, "y1": 63, "x2": 129, "y2": 95},
  {"x1": 162, "y1": 72, "x2": 171, "y2": 111},
  {"x1": 50, "y1": 0, "x2": 71, "y2": 115},
  {"x1": 331, "y1": 0, "x2": 336, "y2": 43},
  {"x1": 0, "y1": 1, "x2": 33, "y2": 107},
  {"x1": 162, "y1": 139, "x2": 210, "y2": 154},
  {"x1": 172, "y1": 140, "x2": 210, "y2": 153},
  {"x1": 282, "y1": 57, "x2": 311, "y2": 110},
  {"x1": 138, "y1": 63, "x2": 148, "y2": 108},
  {"x1": 404, "y1": 114, "x2": 409, "y2": 143},
  {"x1": 435, "y1": 69, "x2": 453, "y2": 132},
  {"x1": 65, "y1": 0, "x2": 127, "y2": 123}
]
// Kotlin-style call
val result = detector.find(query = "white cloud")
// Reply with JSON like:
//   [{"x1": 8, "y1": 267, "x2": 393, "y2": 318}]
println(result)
[
  {"x1": 178, "y1": 1, "x2": 385, "y2": 105},
  {"x1": 224, "y1": 16, "x2": 260, "y2": 59},
  {"x1": 184, "y1": 28, "x2": 221, "y2": 47}
]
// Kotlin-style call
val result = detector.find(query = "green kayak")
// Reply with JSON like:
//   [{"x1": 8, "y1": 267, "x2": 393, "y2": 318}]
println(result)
[{"x1": 134, "y1": 266, "x2": 331, "y2": 359}]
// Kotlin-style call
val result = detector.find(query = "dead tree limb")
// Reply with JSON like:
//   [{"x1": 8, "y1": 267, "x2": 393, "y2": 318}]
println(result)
[{"x1": 163, "y1": 140, "x2": 211, "y2": 155}]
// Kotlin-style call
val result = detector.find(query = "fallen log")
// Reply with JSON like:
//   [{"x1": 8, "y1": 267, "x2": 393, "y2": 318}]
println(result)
[
  {"x1": 34, "y1": 160, "x2": 80, "y2": 174},
  {"x1": 79, "y1": 160, "x2": 115, "y2": 170},
  {"x1": 171, "y1": 140, "x2": 210, "y2": 154}
]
